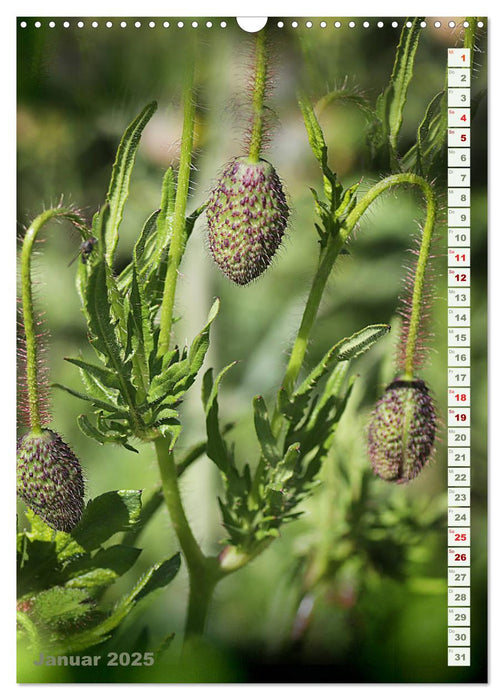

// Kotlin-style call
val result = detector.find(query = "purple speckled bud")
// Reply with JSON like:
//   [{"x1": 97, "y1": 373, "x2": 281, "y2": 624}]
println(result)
[
  {"x1": 367, "y1": 378, "x2": 437, "y2": 483},
  {"x1": 17, "y1": 429, "x2": 85, "y2": 532},
  {"x1": 206, "y1": 156, "x2": 289, "y2": 285}
]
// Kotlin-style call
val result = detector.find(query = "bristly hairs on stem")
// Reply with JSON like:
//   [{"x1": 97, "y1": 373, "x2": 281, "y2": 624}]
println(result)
[
  {"x1": 19, "y1": 204, "x2": 88, "y2": 434},
  {"x1": 246, "y1": 28, "x2": 272, "y2": 162}
]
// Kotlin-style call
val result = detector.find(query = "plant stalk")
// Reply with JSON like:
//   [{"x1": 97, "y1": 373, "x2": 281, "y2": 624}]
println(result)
[
  {"x1": 280, "y1": 172, "x2": 436, "y2": 397},
  {"x1": 154, "y1": 436, "x2": 220, "y2": 638},
  {"x1": 248, "y1": 29, "x2": 268, "y2": 163},
  {"x1": 20, "y1": 207, "x2": 87, "y2": 433}
]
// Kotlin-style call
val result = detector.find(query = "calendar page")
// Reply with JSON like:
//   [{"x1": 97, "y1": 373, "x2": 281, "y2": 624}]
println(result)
[{"x1": 16, "y1": 16, "x2": 487, "y2": 683}]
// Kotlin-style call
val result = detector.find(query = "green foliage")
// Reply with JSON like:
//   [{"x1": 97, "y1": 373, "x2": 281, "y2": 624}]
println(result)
[
  {"x1": 55, "y1": 104, "x2": 214, "y2": 452},
  {"x1": 203, "y1": 324, "x2": 390, "y2": 549},
  {"x1": 17, "y1": 491, "x2": 181, "y2": 654},
  {"x1": 17, "y1": 19, "x2": 487, "y2": 671}
]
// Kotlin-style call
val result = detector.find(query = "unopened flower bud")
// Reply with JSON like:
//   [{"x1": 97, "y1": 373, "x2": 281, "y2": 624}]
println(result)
[
  {"x1": 17, "y1": 429, "x2": 85, "y2": 532},
  {"x1": 207, "y1": 157, "x2": 289, "y2": 285},
  {"x1": 367, "y1": 378, "x2": 436, "y2": 483}
]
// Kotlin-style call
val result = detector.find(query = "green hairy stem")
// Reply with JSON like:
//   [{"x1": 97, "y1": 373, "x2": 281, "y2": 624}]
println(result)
[
  {"x1": 282, "y1": 172, "x2": 436, "y2": 397},
  {"x1": 20, "y1": 207, "x2": 87, "y2": 433},
  {"x1": 248, "y1": 29, "x2": 268, "y2": 163}
]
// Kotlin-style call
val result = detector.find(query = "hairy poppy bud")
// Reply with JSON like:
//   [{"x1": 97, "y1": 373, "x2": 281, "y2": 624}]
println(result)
[
  {"x1": 206, "y1": 156, "x2": 289, "y2": 285},
  {"x1": 17, "y1": 429, "x2": 85, "y2": 532},
  {"x1": 367, "y1": 378, "x2": 436, "y2": 483}
]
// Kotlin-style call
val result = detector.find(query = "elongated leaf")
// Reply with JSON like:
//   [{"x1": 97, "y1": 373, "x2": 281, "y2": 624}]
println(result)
[
  {"x1": 85, "y1": 261, "x2": 137, "y2": 413},
  {"x1": 147, "y1": 299, "x2": 220, "y2": 404},
  {"x1": 54, "y1": 554, "x2": 180, "y2": 654},
  {"x1": 76, "y1": 204, "x2": 108, "y2": 306},
  {"x1": 117, "y1": 209, "x2": 160, "y2": 291},
  {"x1": 77, "y1": 413, "x2": 109, "y2": 444},
  {"x1": 154, "y1": 166, "x2": 176, "y2": 261},
  {"x1": 78, "y1": 365, "x2": 122, "y2": 407},
  {"x1": 203, "y1": 364, "x2": 237, "y2": 474},
  {"x1": 53, "y1": 382, "x2": 126, "y2": 415},
  {"x1": 130, "y1": 553, "x2": 181, "y2": 603},
  {"x1": 378, "y1": 18, "x2": 423, "y2": 151},
  {"x1": 335, "y1": 323, "x2": 391, "y2": 361},
  {"x1": 64, "y1": 356, "x2": 120, "y2": 390},
  {"x1": 188, "y1": 298, "x2": 220, "y2": 369},
  {"x1": 298, "y1": 91, "x2": 327, "y2": 166},
  {"x1": 253, "y1": 396, "x2": 281, "y2": 467},
  {"x1": 105, "y1": 101, "x2": 157, "y2": 264},
  {"x1": 128, "y1": 264, "x2": 153, "y2": 396},
  {"x1": 294, "y1": 323, "x2": 390, "y2": 400}
]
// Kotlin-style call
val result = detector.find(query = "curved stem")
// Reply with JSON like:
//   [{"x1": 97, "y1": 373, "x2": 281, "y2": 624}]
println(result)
[
  {"x1": 248, "y1": 30, "x2": 268, "y2": 163},
  {"x1": 158, "y1": 50, "x2": 197, "y2": 356},
  {"x1": 20, "y1": 207, "x2": 87, "y2": 433},
  {"x1": 154, "y1": 436, "x2": 221, "y2": 638},
  {"x1": 155, "y1": 436, "x2": 206, "y2": 574},
  {"x1": 280, "y1": 173, "x2": 436, "y2": 397}
]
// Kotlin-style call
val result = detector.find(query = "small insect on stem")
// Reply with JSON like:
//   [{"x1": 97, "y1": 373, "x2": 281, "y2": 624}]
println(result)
[{"x1": 68, "y1": 236, "x2": 98, "y2": 267}]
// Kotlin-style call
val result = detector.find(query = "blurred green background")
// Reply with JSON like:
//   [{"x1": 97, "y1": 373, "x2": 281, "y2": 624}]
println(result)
[{"x1": 17, "y1": 17, "x2": 487, "y2": 682}]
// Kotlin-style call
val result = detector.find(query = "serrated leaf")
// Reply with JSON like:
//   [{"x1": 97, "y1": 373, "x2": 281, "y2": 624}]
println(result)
[
  {"x1": 147, "y1": 299, "x2": 219, "y2": 404},
  {"x1": 64, "y1": 546, "x2": 141, "y2": 588},
  {"x1": 77, "y1": 413, "x2": 108, "y2": 444},
  {"x1": 53, "y1": 382, "x2": 126, "y2": 415},
  {"x1": 84, "y1": 261, "x2": 138, "y2": 416},
  {"x1": 253, "y1": 396, "x2": 281, "y2": 467},
  {"x1": 377, "y1": 18, "x2": 423, "y2": 152},
  {"x1": 128, "y1": 264, "x2": 153, "y2": 397},
  {"x1": 64, "y1": 356, "x2": 120, "y2": 391},
  {"x1": 298, "y1": 91, "x2": 327, "y2": 166},
  {"x1": 105, "y1": 101, "x2": 157, "y2": 265},
  {"x1": 129, "y1": 553, "x2": 181, "y2": 604},
  {"x1": 72, "y1": 491, "x2": 142, "y2": 551},
  {"x1": 188, "y1": 298, "x2": 220, "y2": 370},
  {"x1": 335, "y1": 323, "x2": 391, "y2": 361},
  {"x1": 117, "y1": 209, "x2": 160, "y2": 291},
  {"x1": 31, "y1": 587, "x2": 96, "y2": 628},
  {"x1": 52, "y1": 554, "x2": 180, "y2": 654},
  {"x1": 294, "y1": 323, "x2": 390, "y2": 400},
  {"x1": 154, "y1": 166, "x2": 176, "y2": 261},
  {"x1": 203, "y1": 364, "x2": 237, "y2": 474},
  {"x1": 76, "y1": 204, "x2": 108, "y2": 307}
]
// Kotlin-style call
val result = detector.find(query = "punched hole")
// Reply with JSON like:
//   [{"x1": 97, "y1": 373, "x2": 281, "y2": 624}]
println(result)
[{"x1": 237, "y1": 17, "x2": 268, "y2": 32}]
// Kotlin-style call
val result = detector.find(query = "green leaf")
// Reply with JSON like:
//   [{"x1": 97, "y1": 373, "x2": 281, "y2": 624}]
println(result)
[
  {"x1": 294, "y1": 323, "x2": 390, "y2": 400},
  {"x1": 417, "y1": 91, "x2": 445, "y2": 166},
  {"x1": 64, "y1": 546, "x2": 141, "y2": 588},
  {"x1": 377, "y1": 18, "x2": 423, "y2": 151},
  {"x1": 72, "y1": 491, "x2": 142, "y2": 551},
  {"x1": 104, "y1": 101, "x2": 157, "y2": 265},
  {"x1": 147, "y1": 299, "x2": 220, "y2": 404},
  {"x1": 84, "y1": 261, "x2": 138, "y2": 414},
  {"x1": 76, "y1": 204, "x2": 108, "y2": 307},
  {"x1": 53, "y1": 554, "x2": 180, "y2": 654},
  {"x1": 203, "y1": 363, "x2": 237, "y2": 474},
  {"x1": 53, "y1": 382, "x2": 127, "y2": 416},
  {"x1": 188, "y1": 297, "x2": 220, "y2": 371},
  {"x1": 153, "y1": 166, "x2": 176, "y2": 263},
  {"x1": 128, "y1": 264, "x2": 153, "y2": 396},
  {"x1": 129, "y1": 553, "x2": 181, "y2": 603},
  {"x1": 253, "y1": 396, "x2": 281, "y2": 467},
  {"x1": 117, "y1": 209, "x2": 160, "y2": 291},
  {"x1": 64, "y1": 356, "x2": 120, "y2": 391},
  {"x1": 31, "y1": 587, "x2": 96, "y2": 629},
  {"x1": 334, "y1": 323, "x2": 391, "y2": 361},
  {"x1": 297, "y1": 91, "x2": 327, "y2": 166}
]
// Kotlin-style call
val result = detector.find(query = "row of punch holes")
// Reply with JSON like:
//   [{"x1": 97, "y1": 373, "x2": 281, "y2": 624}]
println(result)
[{"x1": 19, "y1": 19, "x2": 485, "y2": 30}]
